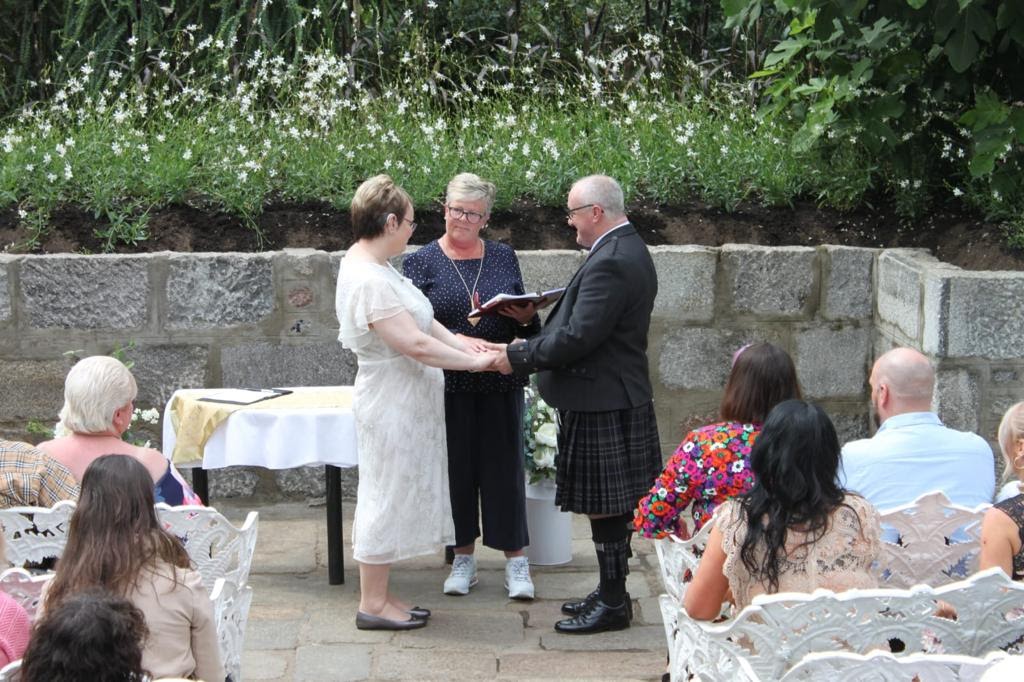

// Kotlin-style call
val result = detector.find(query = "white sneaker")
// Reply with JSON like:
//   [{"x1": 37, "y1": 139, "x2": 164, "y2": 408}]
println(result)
[
  {"x1": 505, "y1": 556, "x2": 535, "y2": 600},
  {"x1": 443, "y1": 554, "x2": 478, "y2": 595}
]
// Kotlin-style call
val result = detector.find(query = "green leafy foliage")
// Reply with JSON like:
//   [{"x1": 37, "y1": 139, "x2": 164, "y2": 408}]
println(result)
[
  {"x1": 724, "y1": 0, "x2": 1024, "y2": 222},
  {"x1": 1, "y1": 3, "x2": 860, "y2": 251}
]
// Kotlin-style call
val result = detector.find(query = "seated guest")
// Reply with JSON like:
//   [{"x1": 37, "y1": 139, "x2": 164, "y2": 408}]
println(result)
[
  {"x1": 0, "y1": 439, "x2": 79, "y2": 507},
  {"x1": 996, "y1": 403, "x2": 1024, "y2": 504},
  {"x1": 38, "y1": 356, "x2": 201, "y2": 505},
  {"x1": 21, "y1": 589, "x2": 149, "y2": 682},
  {"x1": 42, "y1": 455, "x2": 224, "y2": 681},
  {"x1": 840, "y1": 347, "x2": 994, "y2": 511},
  {"x1": 685, "y1": 400, "x2": 881, "y2": 618},
  {"x1": 0, "y1": 535, "x2": 30, "y2": 666},
  {"x1": 980, "y1": 401, "x2": 1024, "y2": 580},
  {"x1": 635, "y1": 342, "x2": 801, "y2": 538}
]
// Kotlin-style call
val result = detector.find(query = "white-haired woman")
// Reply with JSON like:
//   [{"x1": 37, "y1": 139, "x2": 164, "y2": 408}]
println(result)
[
  {"x1": 980, "y1": 401, "x2": 1024, "y2": 580},
  {"x1": 403, "y1": 172, "x2": 540, "y2": 601},
  {"x1": 38, "y1": 355, "x2": 201, "y2": 505}
]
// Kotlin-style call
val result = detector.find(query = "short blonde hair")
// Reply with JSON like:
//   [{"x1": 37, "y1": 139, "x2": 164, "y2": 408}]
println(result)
[
  {"x1": 58, "y1": 356, "x2": 137, "y2": 434},
  {"x1": 998, "y1": 401, "x2": 1024, "y2": 479},
  {"x1": 446, "y1": 172, "x2": 496, "y2": 210},
  {"x1": 350, "y1": 174, "x2": 412, "y2": 240}
]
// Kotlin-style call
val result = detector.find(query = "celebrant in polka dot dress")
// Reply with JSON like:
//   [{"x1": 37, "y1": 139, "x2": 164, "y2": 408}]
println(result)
[{"x1": 404, "y1": 172, "x2": 541, "y2": 601}]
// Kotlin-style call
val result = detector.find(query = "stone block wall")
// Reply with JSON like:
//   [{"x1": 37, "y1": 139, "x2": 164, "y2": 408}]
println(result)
[
  {"x1": 875, "y1": 249, "x2": 1024, "y2": 463},
  {"x1": 1, "y1": 244, "x2": 1020, "y2": 500},
  {"x1": 651, "y1": 245, "x2": 874, "y2": 452}
]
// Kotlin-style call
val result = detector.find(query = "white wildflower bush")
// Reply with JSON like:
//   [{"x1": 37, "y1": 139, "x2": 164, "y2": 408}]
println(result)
[{"x1": 1, "y1": 2, "x2": 879, "y2": 251}]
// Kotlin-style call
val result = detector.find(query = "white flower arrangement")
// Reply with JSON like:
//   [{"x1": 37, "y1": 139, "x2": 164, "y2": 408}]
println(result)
[{"x1": 523, "y1": 382, "x2": 558, "y2": 484}]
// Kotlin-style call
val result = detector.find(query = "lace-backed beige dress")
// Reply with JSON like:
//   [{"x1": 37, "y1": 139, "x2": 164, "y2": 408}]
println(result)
[
  {"x1": 718, "y1": 494, "x2": 881, "y2": 610},
  {"x1": 335, "y1": 258, "x2": 455, "y2": 564}
]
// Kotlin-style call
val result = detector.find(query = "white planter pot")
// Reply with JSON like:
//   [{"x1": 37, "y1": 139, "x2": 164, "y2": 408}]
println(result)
[{"x1": 524, "y1": 478, "x2": 573, "y2": 566}]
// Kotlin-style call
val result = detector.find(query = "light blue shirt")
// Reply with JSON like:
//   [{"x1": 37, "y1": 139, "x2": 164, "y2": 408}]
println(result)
[{"x1": 839, "y1": 411, "x2": 995, "y2": 511}]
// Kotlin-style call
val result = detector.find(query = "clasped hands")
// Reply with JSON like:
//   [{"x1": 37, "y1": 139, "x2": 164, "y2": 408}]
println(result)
[
  {"x1": 459, "y1": 302, "x2": 534, "y2": 374},
  {"x1": 457, "y1": 335, "x2": 513, "y2": 374}
]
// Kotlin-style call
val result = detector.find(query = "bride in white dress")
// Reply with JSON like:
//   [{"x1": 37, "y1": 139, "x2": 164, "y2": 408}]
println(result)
[{"x1": 335, "y1": 175, "x2": 500, "y2": 631}]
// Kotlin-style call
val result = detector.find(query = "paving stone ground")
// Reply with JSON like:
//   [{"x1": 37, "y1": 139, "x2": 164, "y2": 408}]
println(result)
[{"x1": 217, "y1": 499, "x2": 666, "y2": 681}]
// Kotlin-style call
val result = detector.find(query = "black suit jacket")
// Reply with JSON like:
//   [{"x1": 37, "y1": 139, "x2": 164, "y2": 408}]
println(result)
[{"x1": 507, "y1": 223, "x2": 658, "y2": 412}]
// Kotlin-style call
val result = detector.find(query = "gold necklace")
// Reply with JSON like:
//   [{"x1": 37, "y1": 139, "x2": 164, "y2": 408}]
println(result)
[{"x1": 443, "y1": 238, "x2": 485, "y2": 326}]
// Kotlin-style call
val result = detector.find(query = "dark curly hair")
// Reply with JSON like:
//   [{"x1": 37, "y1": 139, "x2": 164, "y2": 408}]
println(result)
[
  {"x1": 21, "y1": 589, "x2": 149, "y2": 682},
  {"x1": 738, "y1": 399, "x2": 850, "y2": 592}
]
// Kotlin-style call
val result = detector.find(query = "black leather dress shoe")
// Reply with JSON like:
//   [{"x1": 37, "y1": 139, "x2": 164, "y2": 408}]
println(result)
[
  {"x1": 407, "y1": 606, "x2": 430, "y2": 619},
  {"x1": 554, "y1": 596, "x2": 631, "y2": 634},
  {"x1": 355, "y1": 611, "x2": 427, "y2": 631},
  {"x1": 561, "y1": 588, "x2": 600, "y2": 615},
  {"x1": 561, "y1": 589, "x2": 633, "y2": 619}
]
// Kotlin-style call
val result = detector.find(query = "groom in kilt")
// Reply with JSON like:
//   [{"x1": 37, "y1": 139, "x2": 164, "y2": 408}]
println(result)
[{"x1": 496, "y1": 174, "x2": 661, "y2": 633}]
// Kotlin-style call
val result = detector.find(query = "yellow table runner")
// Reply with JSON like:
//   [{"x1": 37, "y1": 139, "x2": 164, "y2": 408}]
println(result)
[{"x1": 169, "y1": 387, "x2": 355, "y2": 464}]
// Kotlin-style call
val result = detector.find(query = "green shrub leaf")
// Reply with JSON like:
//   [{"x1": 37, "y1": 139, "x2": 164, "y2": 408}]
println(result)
[{"x1": 959, "y1": 89, "x2": 1010, "y2": 131}]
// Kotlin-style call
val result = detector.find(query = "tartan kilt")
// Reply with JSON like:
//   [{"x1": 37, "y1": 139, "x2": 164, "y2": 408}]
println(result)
[{"x1": 554, "y1": 402, "x2": 662, "y2": 515}]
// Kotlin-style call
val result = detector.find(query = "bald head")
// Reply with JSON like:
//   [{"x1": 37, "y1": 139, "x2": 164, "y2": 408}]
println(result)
[{"x1": 870, "y1": 348, "x2": 935, "y2": 421}]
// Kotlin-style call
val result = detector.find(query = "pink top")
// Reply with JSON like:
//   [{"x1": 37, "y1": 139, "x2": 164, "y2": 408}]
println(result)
[{"x1": 0, "y1": 592, "x2": 31, "y2": 666}]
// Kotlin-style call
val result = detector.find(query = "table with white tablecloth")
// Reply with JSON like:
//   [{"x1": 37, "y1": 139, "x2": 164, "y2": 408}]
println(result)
[{"x1": 162, "y1": 386, "x2": 358, "y2": 584}]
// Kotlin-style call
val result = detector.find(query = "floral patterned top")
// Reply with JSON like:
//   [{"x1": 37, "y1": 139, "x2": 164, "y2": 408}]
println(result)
[{"x1": 634, "y1": 421, "x2": 760, "y2": 538}]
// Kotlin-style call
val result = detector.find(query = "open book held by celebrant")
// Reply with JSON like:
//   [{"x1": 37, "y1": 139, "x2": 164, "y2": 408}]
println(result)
[
  {"x1": 468, "y1": 287, "x2": 566, "y2": 319},
  {"x1": 198, "y1": 388, "x2": 293, "y2": 405}
]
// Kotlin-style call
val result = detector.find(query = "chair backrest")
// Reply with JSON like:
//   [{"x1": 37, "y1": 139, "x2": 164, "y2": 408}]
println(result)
[
  {"x1": 654, "y1": 519, "x2": 715, "y2": 602},
  {"x1": 674, "y1": 567, "x2": 1024, "y2": 682},
  {"x1": 0, "y1": 567, "x2": 53, "y2": 621},
  {"x1": 0, "y1": 501, "x2": 76, "y2": 565},
  {"x1": 156, "y1": 505, "x2": 259, "y2": 594},
  {"x1": 779, "y1": 650, "x2": 1011, "y2": 682},
  {"x1": 657, "y1": 519, "x2": 732, "y2": 678},
  {"x1": 0, "y1": 502, "x2": 258, "y2": 596},
  {"x1": 0, "y1": 659, "x2": 20, "y2": 682},
  {"x1": 209, "y1": 577, "x2": 254, "y2": 682},
  {"x1": 875, "y1": 490, "x2": 989, "y2": 588}
]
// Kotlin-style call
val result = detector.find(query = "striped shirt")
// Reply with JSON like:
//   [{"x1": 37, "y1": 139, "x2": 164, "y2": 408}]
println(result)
[{"x1": 0, "y1": 440, "x2": 80, "y2": 508}]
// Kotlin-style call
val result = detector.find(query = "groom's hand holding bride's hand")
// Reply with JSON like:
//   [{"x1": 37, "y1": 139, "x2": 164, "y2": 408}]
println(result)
[
  {"x1": 490, "y1": 345, "x2": 513, "y2": 375},
  {"x1": 469, "y1": 349, "x2": 503, "y2": 372}
]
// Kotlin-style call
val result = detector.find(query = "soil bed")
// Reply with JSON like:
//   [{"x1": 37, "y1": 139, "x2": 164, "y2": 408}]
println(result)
[{"x1": 1, "y1": 199, "x2": 1020, "y2": 271}]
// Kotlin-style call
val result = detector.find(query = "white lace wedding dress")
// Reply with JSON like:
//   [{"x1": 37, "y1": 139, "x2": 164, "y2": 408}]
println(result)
[{"x1": 335, "y1": 258, "x2": 455, "y2": 563}]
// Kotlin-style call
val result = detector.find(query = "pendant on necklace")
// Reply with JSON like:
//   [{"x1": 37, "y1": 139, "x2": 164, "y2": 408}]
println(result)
[{"x1": 468, "y1": 316, "x2": 479, "y2": 327}]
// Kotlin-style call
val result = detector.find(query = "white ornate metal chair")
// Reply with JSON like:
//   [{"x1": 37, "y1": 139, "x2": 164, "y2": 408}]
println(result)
[
  {"x1": 0, "y1": 567, "x2": 53, "y2": 621},
  {"x1": 210, "y1": 576, "x2": 254, "y2": 682},
  {"x1": 875, "y1": 490, "x2": 989, "y2": 588},
  {"x1": 672, "y1": 567, "x2": 1024, "y2": 682},
  {"x1": 0, "y1": 659, "x2": 20, "y2": 681},
  {"x1": 1, "y1": 502, "x2": 258, "y2": 597},
  {"x1": 654, "y1": 519, "x2": 715, "y2": 603},
  {"x1": 779, "y1": 650, "x2": 1011, "y2": 681},
  {"x1": 156, "y1": 505, "x2": 259, "y2": 594},
  {"x1": 653, "y1": 519, "x2": 720, "y2": 670},
  {"x1": 0, "y1": 500, "x2": 76, "y2": 565}
]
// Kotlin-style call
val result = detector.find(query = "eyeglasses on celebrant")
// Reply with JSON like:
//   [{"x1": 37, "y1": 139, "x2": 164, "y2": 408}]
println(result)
[
  {"x1": 565, "y1": 203, "x2": 596, "y2": 220},
  {"x1": 446, "y1": 205, "x2": 487, "y2": 224},
  {"x1": 400, "y1": 216, "x2": 418, "y2": 232}
]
